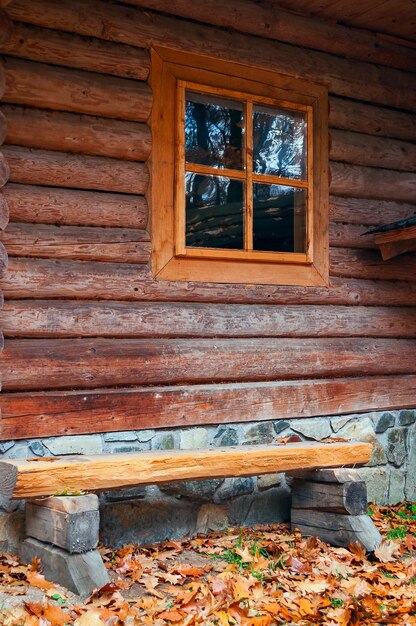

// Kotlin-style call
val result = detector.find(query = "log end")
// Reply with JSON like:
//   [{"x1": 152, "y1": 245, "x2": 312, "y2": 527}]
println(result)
[{"x1": 0, "y1": 460, "x2": 18, "y2": 498}]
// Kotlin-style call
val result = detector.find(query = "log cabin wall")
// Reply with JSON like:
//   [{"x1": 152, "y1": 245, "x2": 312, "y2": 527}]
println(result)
[{"x1": 0, "y1": 0, "x2": 415, "y2": 442}]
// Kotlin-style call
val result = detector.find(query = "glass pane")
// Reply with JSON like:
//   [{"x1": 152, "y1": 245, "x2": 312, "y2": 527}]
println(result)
[
  {"x1": 185, "y1": 173, "x2": 244, "y2": 249},
  {"x1": 185, "y1": 92, "x2": 244, "y2": 170},
  {"x1": 253, "y1": 105, "x2": 307, "y2": 179},
  {"x1": 253, "y1": 184, "x2": 307, "y2": 253}
]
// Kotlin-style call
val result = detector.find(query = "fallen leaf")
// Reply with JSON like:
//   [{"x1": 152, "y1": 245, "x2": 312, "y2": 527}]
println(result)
[{"x1": 374, "y1": 540, "x2": 400, "y2": 563}]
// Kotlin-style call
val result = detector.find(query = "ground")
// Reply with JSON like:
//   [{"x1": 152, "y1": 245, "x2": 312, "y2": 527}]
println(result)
[{"x1": 0, "y1": 504, "x2": 415, "y2": 625}]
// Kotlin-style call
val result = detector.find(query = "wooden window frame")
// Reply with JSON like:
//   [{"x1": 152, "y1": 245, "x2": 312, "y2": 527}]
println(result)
[{"x1": 150, "y1": 47, "x2": 329, "y2": 286}]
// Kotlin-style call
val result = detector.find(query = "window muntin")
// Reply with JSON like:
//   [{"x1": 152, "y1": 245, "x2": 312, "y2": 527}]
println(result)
[{"x1": 178, "y1": 82, "x2": 312, "y2": 260}]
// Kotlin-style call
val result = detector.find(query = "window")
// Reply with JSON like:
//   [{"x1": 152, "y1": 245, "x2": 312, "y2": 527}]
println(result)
[{"x1": 151, "y1": 48, "x2": 329, "y2": 286}]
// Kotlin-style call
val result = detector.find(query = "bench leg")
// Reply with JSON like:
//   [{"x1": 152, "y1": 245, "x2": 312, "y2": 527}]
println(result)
[
  {"x1": 20, "y1": 495, "x2": 109, "y2": 597},
  {"x1": 289, "y1": 468, "x2": 382, "y2": 551}
]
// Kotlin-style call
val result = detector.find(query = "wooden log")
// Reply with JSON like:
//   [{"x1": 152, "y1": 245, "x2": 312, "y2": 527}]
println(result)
[
  {"x1": 291, "y1": 479, "x2": 367, "y2": 515},
  {"x1": 2, "y1": 57, "x2": 152, "y2": 122},
  {"x1": 330, "y1": 196, "x2": 416, "y2": 226},
  {"x1": 3, "y1": 258, "x2": 416, "y2": 306},
  {"x1": 0, "y1": 240, "x2": 7, "y2": 277},
  {"x1": 0, "y1": 191, "x2": 9, "y2": 230},
  {"x1": 2, "y1": 337, "x2": 416, "y2": 391},
  {"x1": 1, "y1": 106, "x2": 151, "y2": 161},
  {"x1": 0, "y1": 22, "x2": 150, "y2": 80},
  {"x1": 26, "y1": 495, "x2": 99, "y2": 553},
  {"x1": 6, "y1": 0, "x2": 416, "y2": 110},
  {"x1": 330, "y1": 163, "x2": 416, "y2": 202},
  {"x1": 378, "y1": 240, "x2": 416, "y2": 262},
  {"x1": 291, "y1": 510, "x2": 381, "y2": 550},
  {"x1": 330, "y1": 129, "x2": 416, "y2": 172},
  {"x1": 0, "y1": 8, "x2": 12, "y2": 45},
  {"x1": 2, "y1": 146, "x2": 149, "y2": 195},
  {"x1": 2, "y1": 301, "x2": 416, "y2": 339},
  {"x1": 0, "y1": 441, "x2": 373, "y2": 499},
  {"x1": 329, "y1": 97, "x2": 416, "y2": 142},
  {"x1": 0, "y1": 110, "x2": 6, "y2": 145},
  {"x1": 289, "y1": 468, "x2": 362, "y2": 483},
  {"x1": 330, "y1": 247, "x2": 416, "y2": 282},
  {"x1": 329, "y1": 224, "x2": 376, "y2": 250},
  {"x1": 0, "y1": 223, "x2": 151, "y2": 263},
  {"x1": 119, "y1": 0, "x2": 416, "y2": 71},
  {"x1": 1, "y1": 375, "x2": 415, "y2": 441},
  {"x1": 0, "y1": 149, "x2": 9, "y2": 186},
  {"x1": 4, "y1": 184, "x2": 148, "y2": 228}
]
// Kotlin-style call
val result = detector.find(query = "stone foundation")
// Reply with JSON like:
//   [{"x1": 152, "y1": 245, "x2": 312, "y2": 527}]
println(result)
[{"x1": 0, "y1": 409, "x2": 414, "y2": 551}]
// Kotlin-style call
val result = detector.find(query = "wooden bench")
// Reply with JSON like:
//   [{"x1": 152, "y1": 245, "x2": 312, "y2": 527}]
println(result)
[{"x1": 0, "y1": 441, "x2": 381, "y2": 596}]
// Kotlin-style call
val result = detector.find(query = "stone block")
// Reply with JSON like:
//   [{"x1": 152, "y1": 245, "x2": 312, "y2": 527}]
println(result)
[
  {"x1": 213, "y1": 427, "x2": 239, "y2": 447},
  {"x1": 100, "y1": 498, "x2": 198, "y2": 547},
  {"x1": 20, "y1": 538, "x2": 109, "y2": 598},
  {"x1": 103, "y1": 431, "x2": 138, "y2": 442},
  {"x1": 44, "y1": 435, "x2": 103, "y2": 456},
  {"x1": 105, "y1": 441, "x2": 150, "y2": 453},
  {"x1": 405, "y1": 425, "x2": 416, "y2": 501},
  {"x1": 398, "y1": 410, "x2": 416, "y2": 426},
  {"x1": 374, "y1": 412, "x2": 395, "y2": 433},
  {"x1": 257, "y1": 473, "x2": 284, "y2": 490},
  {"x1": 0, "y1": 511, "x2": 24, "y2": 553},
  {"x1": 29, "y1": 441, "x2": 47, "y2": 457},
  {"x1": 0, "y1": 441, "x2": 15, "y2": 454},
  {"x1": 136, "y1": 429, "x2": 155, "y2": 442},
  {"x1": 196, "y1": 504, "x2": 229, "y2": 533},
  {"x1": 229, "y1": 487, "x2": 291, "y2": 526},
  {"x1": 337, "y1": 417, "x2": 386, "y2": 466},
  {"x1": 103, "y1": 486, "x2": 146, "y2": 502},
  {"x1": 386, "y1": 428, "x2": 407, "y2": 467},
  {"x1": 387, "y1": 469, "x2": 405, "y2": 505},
  {"x1": 273, "y1": 421, "x2": 290, "y2": 435},
  {"x1": 5, "y1": 443, "x2": 29, "y2": 459},
  {"x1": 213, "y1": 477, "x2": 254, "y2": 503},
  {"x1": 330, "y1": 415, "x2": 354, "y2": 432},
  {"x1": 161, "y1": 479, "x2": 223, "y2": 501},
  {"x1": 357, "y1": 468, "x2": 388, "y2": 504},
  {"x1": 291, "y1": 418, "x2": 332, "y2": 440},
  {"x1": 243, "y1": 422, "x2": 275, "y2": 444},
  {"x1": 152, "y1": 433, "x2": 176, "y2": 450},
  {"x1": 180, "y1": 428, "x2": 208, "y2": 450}
]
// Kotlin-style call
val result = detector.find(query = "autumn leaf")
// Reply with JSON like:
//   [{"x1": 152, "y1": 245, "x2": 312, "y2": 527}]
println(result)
[
  {"x1": 26, "y1": 570, "x2": 56, "y2": 590},
  {"x1": 374, "y1": 540, "x2": 400, "y2": 563},
  {"x1": 157, "y1": 608, "x2": 184, "y2": 622},
  {"x1": 74, "y1": 610, "x2": 105, "y2": 626},
  {"x1": 348, "y1": 541, "x2": 366, "y2": 562}
]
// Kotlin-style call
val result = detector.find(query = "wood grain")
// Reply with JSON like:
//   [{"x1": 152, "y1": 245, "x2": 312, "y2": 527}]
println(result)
[
  {"x1": 2, "y1": 337, "x2": 416, "y2": 390},
  {"x1": 2, "y1": 375, "x2": 415, "y2": 440},
  {"x1": 0, "y1": 21, "x2": 150, "y2": 80},
  {"x1": 330, "y1": 196, "x2": 416, "y2": 226},
  {"x1": 0, "y1": 441, "x2": 373, "y2": 499},
  {"x1": 330, "y1": 248, "x2": 416, "y2": 282},
  {"x1": 2, "y1": 57, "x2": 152, "y2": 122},
  {"x1": 291, "y1": 479, "x2": 367, "y2": 515},
  {"x1": 2, "y1": 301, "x2": 415, "y2": 338},
  {"x1": 3, "y1": 146, "x2": 149, "y2": 195},
  {"x1": 6, "y1": 0, "x2": 416, "y2": 109},
  {"x1": 0, "y1": 191, "x2": 9, "y2": 230},
  {"x1": 3, "y1": 258, "x2": 416, "y2": 305},
  {"x1": 330, "y1": 163, "x2": 416, "y2": 202},
  {"x1": 0, "y1": 223, "x2": 151, "y2": 263},
  {"x1": 4, "y1": 184, "x2": 148, "y2": 228},
  {"x1": 2, "y1": 105, "x2": 151, "y2": 161}
]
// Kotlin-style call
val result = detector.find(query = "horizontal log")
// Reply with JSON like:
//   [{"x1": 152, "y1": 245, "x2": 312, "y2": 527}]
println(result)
[
  {"x1": 0, "y1": 223, "x2": 151, "y2": 263},
  {"x1": 0, "y1": 240, "x2": 7, "y2": 276},
  {"x1": 0, "y1": 441, "x2": 372, "y2": 499},
  {"x1": 0, "y1": 191, "x2": 9, "y2": 230},
  {"x1": 3, "y1": 258, "x2": 416, "y2": 305},
  {"x1": 3, "y1": 146, "x2": 149, "y2": 194},
  {"x1": 119, "y1": 0, "x2": 416, "y2": 71},
  {"x1": 2, "y1": 337, "x2": 416, "y2": 391},
  {"x1": 0, "y1": 109, "x2": 6, "y2": 144},
  {"x1": 330, "y1": 247, "x2": 416, "y2": 282},
  {"x1": 3, "y1": 301, "x2": 415, "y2": 338},
  {"x1": 291, "y1": 479, "x2": 367, "y2": 515},
  {"x1": 0, "y1": 8, "x2": 12, "y2": 44},
  {"x1": 2, "y1": 57, "x2": 152, "y2": 122},
  {"x1": 0, "y1": 149, "x2": 9, "y2": 186},
  {"x1": 6, "y1": 0, "x2": 416, "y2": 110},
  {"x1": 4, "y1": 184, "x2": 147, "y2": 228},
  {"x1": 329, "y1": 97, "x2": 416, "y2": 142},
  {"x1": 291, "y1": 510, "x2": 381, "y2": 550},
  {"x1": 0, "y1": 21, "x2": 150, "y2": 80},
  {"x1": 1, "y1": 106, "x2": 151, "y2": 161},
  {"x1": 2, "y1": 375, "x2": 415, "y2": 440},
  {"x1": 329, "y1": 224, "x2": 376, "y2": 249},
  {"x1": 330, "y1": 196, "x2": 416, "y2": 226},
  {"x1": 330, "y1": 129, "x2": 416, "y2": 172},
  {"x1": 330, "y1": 163, "x2": 416, "y2": 202}
]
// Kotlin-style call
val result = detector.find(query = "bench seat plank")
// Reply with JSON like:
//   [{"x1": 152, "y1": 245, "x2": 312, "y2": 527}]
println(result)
[{"x1": 0, "y1": 441, "x2": 372, "y2": 499}]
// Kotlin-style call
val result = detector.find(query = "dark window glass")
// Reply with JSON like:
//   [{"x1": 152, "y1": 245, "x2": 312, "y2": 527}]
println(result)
[
  {"x1": 253, "y1": 105, "x2": 306, "y2": 179},
  {"x1": 253, "y1": 184, "x2": 307, "y2": 252},
  {"x1": 185, "y1": 173, "x2": 244, "y2": 249},
  {"x1": 185, "y1": 92, "x2": 244, "y2": 170}
]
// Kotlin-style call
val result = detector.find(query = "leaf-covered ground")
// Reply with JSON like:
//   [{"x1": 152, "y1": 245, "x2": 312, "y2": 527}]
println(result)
[{"x1": 0, "y1": 503, "x2": 415, "y2": 625}]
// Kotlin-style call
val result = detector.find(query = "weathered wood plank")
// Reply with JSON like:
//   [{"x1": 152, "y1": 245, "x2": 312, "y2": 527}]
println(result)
[
  {"x1": 0, "y1": 223, "x2": 151, "y2": 263},
  {"x1": 289, "y1": 468, "x2": 362, "y2": 483},
  {"x1": 330, "y1": 248, "x2": 416, "y2": 282},
  {"x1": 118, "y1": 0, "x2": 416, "y2": 71},
  {"x1": 329, "y1": 97, "x2": 416, "y2": 142},
  {"x1": 291, "y1": 479, "x2": 367, "y2": 515},
  {"x1": 0, "y1": 21, "x2": 150, "y2": 80},
  {"x1": 0, "y1": 192, "x2": 9, "y2": 230},
  {"x1": 2, "y1": 57, "x2": 152, "y2": 122},
  {"x1": 329, "y1": 224, "x2": 376, "y2": 249},
  {"x1": 0, "y1": 441, "x2": 373, "y2": 499},
  {"x1": 2, "y1": 301, "x2": 415, "y2": 338},
  {"x1": 330, "y1": 129, "x2": 416, "y2": 172},
  {"x1": 2, "y1": 375, "x2": 415, "y2": 440},
  {"x1": 1, "y1": 106, "x2": 151, "y2": 161},
  {"x1": 3, "y1": 258, "x2": 416, "y2": 305},
  {"x1": 330, "y1": 163, "x2": 416, "y2": 202},
  {"x1": 3, "y1": 146, "x2": 149, "y2": 195},
  {"x1": 2, "y1": 337, "x2": 416, "y2": 390},
  {"x1": 6, "y1": 0, "x2": 416, "y2": 109},
  {"x1": 330, "y1": 196, "x2": 416, "y2": 226},
  {"x1": 291, "y1": 510, "x2": 381, "y2": 550},
  {"x1": 0, "y1": 148, "x2": 9, "y2": 186},
  {"x1": 4, "y1": 184, "x2": 148, "y2": 228},
  {"x1": 0, "y1": 8, "x2": 11, "y2": 44}
]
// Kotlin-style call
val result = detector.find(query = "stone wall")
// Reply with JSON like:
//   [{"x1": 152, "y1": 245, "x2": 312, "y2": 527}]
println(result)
[{"x1": 1, "y1": 409, "x2": 414, "y2": 551}]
